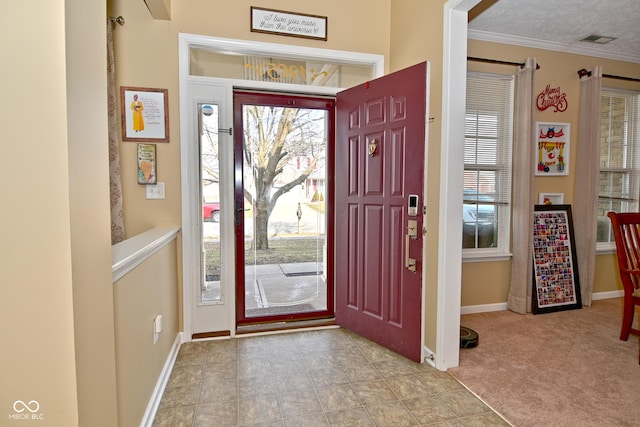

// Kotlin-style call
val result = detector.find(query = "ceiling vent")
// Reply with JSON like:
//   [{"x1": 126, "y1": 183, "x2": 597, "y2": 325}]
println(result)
[{"x1": 580, "y1": 34, "x2": 617, "y2": 44}]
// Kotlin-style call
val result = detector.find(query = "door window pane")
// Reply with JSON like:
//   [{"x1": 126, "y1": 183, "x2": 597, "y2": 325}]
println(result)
[
  {"x1": 201, "y1": 104, "x2": 222, "y2": 303},
  {"x1": 237, "y1": 97, "x2": 331, "y2": 320}
]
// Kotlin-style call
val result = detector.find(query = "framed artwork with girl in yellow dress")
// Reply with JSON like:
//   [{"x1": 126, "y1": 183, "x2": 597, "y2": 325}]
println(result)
[{"x1": 120, "y1": 86, "x2": 169, "y2": 143}]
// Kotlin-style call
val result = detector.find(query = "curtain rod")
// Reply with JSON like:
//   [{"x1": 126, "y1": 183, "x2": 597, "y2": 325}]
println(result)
[
  {"x1": 467, "y1": 56, "x2": 540, "y2": 69},
  {"x1": 577, "y1": 68, "x2": 640, "y2": 83}
]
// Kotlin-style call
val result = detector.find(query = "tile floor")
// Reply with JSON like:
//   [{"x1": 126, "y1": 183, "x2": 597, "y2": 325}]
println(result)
[{"x1": 152, "y1": 327, "x2": 510, "y2": 426}]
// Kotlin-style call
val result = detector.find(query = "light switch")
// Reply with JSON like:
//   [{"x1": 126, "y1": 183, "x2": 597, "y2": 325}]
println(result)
[
  {"x1": 154, "y1": 315, "x2": 163, "y2": 333},
  {"x1": 146, "y1": 182, "x2": 165, "y2": 199},
  {"x1": 153, "y1": 314, "x2": 163, "y2": 344}
]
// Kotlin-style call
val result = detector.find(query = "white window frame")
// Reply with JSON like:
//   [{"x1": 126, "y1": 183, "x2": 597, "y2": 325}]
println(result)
[
  {"x1": 596, "y1": 87, "x2": 640, "y2": 253},
  {"x1": 462, "y1": 71, "x2": 514, "y2": 261}
]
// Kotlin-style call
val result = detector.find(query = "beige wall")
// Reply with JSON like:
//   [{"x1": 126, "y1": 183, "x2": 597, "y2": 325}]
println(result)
[
  {"x1": 110, "y1": 0, "x2": 450, "y2": 352},
  {"x1": 463, "y1": 39, "x2": 640, "y2": 306},
  {"x1": 461, "y1": 261, "x2": 512, "y2": 307},
  {"x1": 110, "y1": 0, "x2": 640, "y2": 348},
  {"x1": 389, "y1": 0, "x2": 447, "y2": 355},
  {"x1": 0, "y1": 1, "x2": 80, "y2": 426},
  {"x1": 67, "y1": 0, "x2": 120, "y2": 425},
  {"x1": 111, "y1": 0, "x2": 393, "y2": 237},
  {"x1": 2, "y1": 2, "x2": 637, "y2": 426},
  {"x1": 1, "y1": 1, "x2": 121, "y2": 425},
  {"x1": 113, "y1": 241, "x2": 179, "y2": 427}
]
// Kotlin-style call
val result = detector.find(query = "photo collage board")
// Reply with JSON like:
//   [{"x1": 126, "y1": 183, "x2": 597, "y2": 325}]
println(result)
[{"x1": 532, "y1": 204, "x2": 582, "y2": 314}]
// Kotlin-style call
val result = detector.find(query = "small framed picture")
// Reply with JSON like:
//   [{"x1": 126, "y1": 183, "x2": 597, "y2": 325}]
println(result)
[
  {"x1": 538, "y1": 193, "x2": 565, "y2": 205},
  {"x1": 120, "y1": 86, "x2": 169, "y2": 143},
  {"x1": 137, "y1": 143, "x2": 157, "y2": 185},
  {"x1": 535, "y1": 122, "x2": 570, "y2": 176}
]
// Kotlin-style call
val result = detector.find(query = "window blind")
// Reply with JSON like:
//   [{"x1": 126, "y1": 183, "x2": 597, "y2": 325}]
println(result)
[
  {"x1": 599, "y1": 89, "x2": 640, "y2": 202},
  {"x1": 597, "y1": 88, "x2": 640, "y2": 243},
  {"x1": 464, "y1": 73, "x2": 514, "y2": 206}
]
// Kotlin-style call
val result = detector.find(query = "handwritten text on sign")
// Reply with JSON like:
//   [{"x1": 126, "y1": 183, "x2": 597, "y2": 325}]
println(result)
[
  {"x1": 251, "y1": 7, "x2": 327, "y2": 40},
  {"x1": 536, "y1": 84, "x2": 568, "y2": 112}
]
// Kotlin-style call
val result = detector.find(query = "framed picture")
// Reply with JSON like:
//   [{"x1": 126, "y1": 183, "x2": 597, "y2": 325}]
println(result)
[
  {"x1": 250, "y1": 7, "x2": 328, "y2": 41},
  {"x1": 538, "y1": 192, "x2": 565, "y2": 205},
  {"x1": 535, "y1": 122, "x2": 570, "y2": 176},
  {"x1": 137, "y1": 143, "x2": 157, "y2": 185},
  {"x1": 532, "y1": 204, "x2": 582, "y2": 314},
  {"x1": 120, "y1": 87, "x2": 169, "y2": 143}
]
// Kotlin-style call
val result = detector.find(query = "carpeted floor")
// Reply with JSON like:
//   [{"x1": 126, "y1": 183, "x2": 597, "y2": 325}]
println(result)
[{"x1": 449, "y1": 298, "x2": 640, "y2": 427}]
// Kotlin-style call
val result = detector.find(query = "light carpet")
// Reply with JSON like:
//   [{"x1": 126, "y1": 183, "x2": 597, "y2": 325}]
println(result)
[{"x1": 449, "y1": 298, "x2": 640, "y2": 427}]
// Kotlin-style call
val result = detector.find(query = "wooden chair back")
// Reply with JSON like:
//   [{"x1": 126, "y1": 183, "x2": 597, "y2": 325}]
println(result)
[
  {"x1": 608, "y1": 212, "x2": 640, "y2": 295},
  {"x1": 607, "y1": 212, "x2": 640, "y2": 345}
]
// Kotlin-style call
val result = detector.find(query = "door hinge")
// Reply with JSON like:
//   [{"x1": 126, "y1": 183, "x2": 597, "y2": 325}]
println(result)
[{"x1": 219, "y1": 127, "x2": 233, "y2": 135}]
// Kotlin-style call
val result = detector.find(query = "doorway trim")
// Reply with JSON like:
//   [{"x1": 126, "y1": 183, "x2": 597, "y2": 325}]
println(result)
[
  {"x1": 232, "y1": 91, "x2": 336, "y2": 326},
  {"x1": 438, "y1": 0, "x2": 481, "y2": 370},
  {"x1": 178, "y1": 33, "x2": 384, "y2": 341}
]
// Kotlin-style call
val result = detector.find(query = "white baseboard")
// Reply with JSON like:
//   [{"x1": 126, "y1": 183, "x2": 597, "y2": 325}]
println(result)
[
  {"x1": 461, "y1": 302, "x2": 507, "y2": 315},
  {"x1": 461, "y1": 291, "x2": 624, "y2": 315},
  {"x1": 140, "y1": 333, "x2": 183, "y2": 427},
  {"x1": 592, "y1": 290, "x2": 623, "y2": 300}
]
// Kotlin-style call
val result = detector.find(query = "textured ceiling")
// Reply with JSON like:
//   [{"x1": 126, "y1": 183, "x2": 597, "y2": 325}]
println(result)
[{"x1": 468, "y1": 0, "x2": 640, "y2": 63}]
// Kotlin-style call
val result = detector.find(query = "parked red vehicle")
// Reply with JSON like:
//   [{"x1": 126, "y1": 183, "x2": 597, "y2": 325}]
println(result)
[{"x1": 203, "y1": 202, "x2": 221, "y2": 222}]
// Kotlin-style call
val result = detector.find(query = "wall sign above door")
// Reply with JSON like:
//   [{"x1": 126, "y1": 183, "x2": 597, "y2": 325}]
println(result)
[{"x1": 250, "y1": 7, "x2": 328, "y2": 41}]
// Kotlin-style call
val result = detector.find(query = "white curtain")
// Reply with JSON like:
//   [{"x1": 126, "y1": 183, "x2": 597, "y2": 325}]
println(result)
[
  {"x1": 507, "y1": 58, "x2": 537, "y2": 314},
  {"x1": 573, "y1": 67, "x2": 602, "y2": 307},
  {"x1": 108, "y1": 22, "x2": 125, "y2": 244}
]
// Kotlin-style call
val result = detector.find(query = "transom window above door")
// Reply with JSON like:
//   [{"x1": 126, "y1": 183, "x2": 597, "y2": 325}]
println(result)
[
  {"x1": 191, "y1": 50, "x2": 375, "y2": 89},
  {"x1": 184, "y1": 36, "x2": 383, "y2": 90}
]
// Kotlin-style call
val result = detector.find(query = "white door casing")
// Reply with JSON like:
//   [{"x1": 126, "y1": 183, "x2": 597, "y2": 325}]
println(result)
[
  {"x1": 178, "y1": 34, "x2": 384, "y2": 339},
  {"x1": 437, "y1": 0, "x2": 481, "y2": 369},
  {"x1": 178, "y1": 12, "x2": 471, "y2": 369}
]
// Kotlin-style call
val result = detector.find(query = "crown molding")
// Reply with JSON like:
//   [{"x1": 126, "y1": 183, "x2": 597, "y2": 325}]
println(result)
[{"x1": 468, "y1": 29, "x2": 640, "y2": 64}]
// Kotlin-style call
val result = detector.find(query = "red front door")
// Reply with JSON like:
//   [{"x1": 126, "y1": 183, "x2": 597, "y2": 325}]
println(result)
[{"x1": 335, "y1": 62, "x2": 427, "y2": 362}]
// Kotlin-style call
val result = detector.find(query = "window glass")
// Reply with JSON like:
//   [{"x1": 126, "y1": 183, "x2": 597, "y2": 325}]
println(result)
[
  {"x1": 597, "y1": 89, "x2": 640, "y2": 243},
  {"x1": 189, "y1": 48, "x2": 375, "y2": 89},
  {"x1": 200, "y1": 104, "x2": 222, "y2": 303}
]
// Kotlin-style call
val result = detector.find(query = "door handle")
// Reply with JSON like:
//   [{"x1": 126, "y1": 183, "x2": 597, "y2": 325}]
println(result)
[
  {"x1": 235, "y1": 206, "x2": 249, "y2": 225},
  {"x1": 405, "y1": 220, "x2": 418, "y2": 272},
  {"x1": 405, "y1": 234, "x2": 416, "y2": 272}
]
